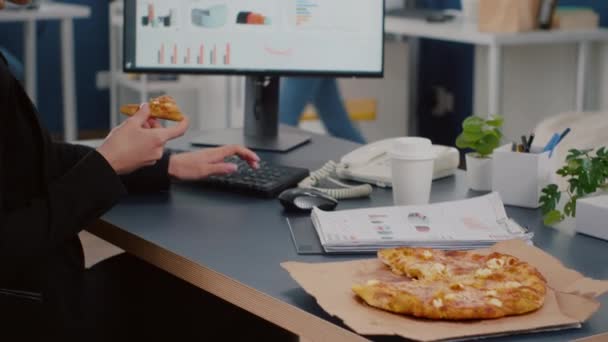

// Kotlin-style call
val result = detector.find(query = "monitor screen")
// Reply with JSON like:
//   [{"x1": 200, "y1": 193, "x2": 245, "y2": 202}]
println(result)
[{"x1": 123, "y1": 0, "x2": 385, "y2": 77}]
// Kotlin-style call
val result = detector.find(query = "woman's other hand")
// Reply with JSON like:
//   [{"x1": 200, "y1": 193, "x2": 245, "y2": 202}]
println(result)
[{"x1": 168, "y1": 145, "x2": 260, "y2": 181}]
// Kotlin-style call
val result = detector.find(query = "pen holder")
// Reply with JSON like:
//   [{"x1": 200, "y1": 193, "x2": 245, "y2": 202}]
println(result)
[{"x1": 492, "y1": 144, "x2": 555, "y2": 208}]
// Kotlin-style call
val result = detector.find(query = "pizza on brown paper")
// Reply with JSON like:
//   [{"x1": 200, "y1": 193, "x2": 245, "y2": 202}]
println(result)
[{"x1": 352, "y1": 248, "x2": 547, "y2": 320}]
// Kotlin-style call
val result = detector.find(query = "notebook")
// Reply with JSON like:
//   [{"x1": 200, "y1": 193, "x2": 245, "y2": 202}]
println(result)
[{"x1": 311, "y1": 192, "x2": 532, "y2": 254}]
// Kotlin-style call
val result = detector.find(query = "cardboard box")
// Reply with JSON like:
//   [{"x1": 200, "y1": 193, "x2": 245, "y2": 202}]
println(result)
[
  {"x1": 492, "y1": 144, "x2": 555, "y2": 209},
  {"x1": 479, "y1": 0, "x2": 541, "y2": 33},
  {"x1": 553, "y1": 8, "x2": 600, "y2": 30},
  {"x1": 282, "y1": 240, "x2": 608, "y2": 342},
  {"x1": 576, "y1": 195, "x2": 608, "y2": 241}
]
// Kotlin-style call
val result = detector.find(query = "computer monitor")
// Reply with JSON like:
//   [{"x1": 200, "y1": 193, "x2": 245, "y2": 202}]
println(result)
[{"x1": 123, "y1": 0, "x2": 385, "y2": 152}]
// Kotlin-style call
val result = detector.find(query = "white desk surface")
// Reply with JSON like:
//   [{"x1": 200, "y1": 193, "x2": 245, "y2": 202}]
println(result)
[
  {"x1": 0, "y1": 2, "x2": 90, "y2": 22},
  {"x1": 385, "y1": 16, "x2": 608, "y2": 46}
]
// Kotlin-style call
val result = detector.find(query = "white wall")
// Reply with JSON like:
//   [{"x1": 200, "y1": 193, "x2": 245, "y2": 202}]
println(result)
[
  {"x1": 599, "y1": 44, "x2": 608, "y2": 110},
  {"x1": 474, "y1": 42, "x2": 608, "y2": 143}
]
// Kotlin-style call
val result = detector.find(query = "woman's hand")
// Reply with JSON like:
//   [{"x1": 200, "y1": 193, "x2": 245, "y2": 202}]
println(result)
[
  {"x1": 168, "y1": 145, "x2": 260, "y2": 181},
  {"x1": 97, "y1": 104, "x2": 190, "y2": 175}
]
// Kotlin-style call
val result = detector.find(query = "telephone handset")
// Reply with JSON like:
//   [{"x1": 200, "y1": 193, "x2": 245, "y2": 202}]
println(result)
[
  {"x1": 297, "y1": 138, "x2": 460, "y2": 200},
  {"x1": 336, "y1": 138, "x2": 460, "y2": 188}
]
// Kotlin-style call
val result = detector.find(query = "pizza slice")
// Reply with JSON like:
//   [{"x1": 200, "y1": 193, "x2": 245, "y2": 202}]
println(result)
[
  {"x1": 352, "y1": 276, "x2": 545, "y2": 320},
  {"x1": 120, "y1": 95, "x2": 185, "y2": 122}
]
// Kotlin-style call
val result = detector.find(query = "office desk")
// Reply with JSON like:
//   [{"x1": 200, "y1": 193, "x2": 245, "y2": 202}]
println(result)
[
  {"x1": 384, "y1": 16, "x2": 608, "y2": 116},
  {"x1": 0, "y1": 2, "x2": 91, "y2": 141},
  {"x1": 89, "y1": 130, "x2": 608, "y2": 341}
]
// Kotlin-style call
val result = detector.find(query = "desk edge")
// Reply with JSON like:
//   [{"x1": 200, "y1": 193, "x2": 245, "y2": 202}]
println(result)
[{"x1": 88, "y1": 220, "x2": 369, "y2": 342}]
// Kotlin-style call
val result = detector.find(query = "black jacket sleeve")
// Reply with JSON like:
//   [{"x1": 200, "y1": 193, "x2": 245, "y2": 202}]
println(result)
[
  {"x1": 0, "y1": 150, "x2": 127, "y2": 259},
  {"x1": 0, "y1": 50, "x2": 170, "y2": 260},
  {"x1": 119, "y1": 152, "x2": 171, "y2": 193},
  {"x1": 1, "y1": 143, "x2": 172, "y2": 260},
  {"x1": 52, "y1": 142, "x2": 171, "y2": 194}
]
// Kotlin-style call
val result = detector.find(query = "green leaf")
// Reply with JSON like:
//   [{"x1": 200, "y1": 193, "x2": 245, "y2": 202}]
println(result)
[
  {"x1": 456, "y1": 115, "x2": 503, "y2": 156},
  {"x1": 564, "y1": 201, "x2": 574, "y2": 217},
  {"x1": 567, "y1": 159, "x2": 582, "y2": 173},
  {"x1": 566, "y1": 149, "x2": 582, "y2": 160},
  {"x1": 543, "y1": 210, "x2": 564, "y2": 226},
  {"x1": 542, "y1": 184, "x2": 560, "y2": 194},
  {"x1": 542, "y1": 147, "x2": 608, "y2": 228},
  {"x1": 486, "y1": 115, "x2": 504, "y2": 128},
  {"x1": 539, "y1": 184, "x2": 560, "y2": 215},
  {"x1": 455, "y1": 134, "x2": 472, "y2": 149},
  {"x1": 581, "y1": 158, "x2": 592, "y2": 171},
  {"x1": 492, "y1": 128, "x2": 504, "y2": 140},
  {"x1": 462, "y1": 116, "x2": 484, "y2": 132},
  {"x1": 483, "y1": 127, "x2": 501, "y2": 139},
  {"x1": 557, "y1": 167, "x2": 570, "y2": 177},
  {"x1": 567, "y1": 149, "x2": 592, "y2": 161},
  {"x1": 568, "y1": 178, "x2": 579, "y2": 193},
  {"x1": 462, "y1": 130, "x2": 486, "y2": 143},
  {"x1": 475, "y1": 134, "x2": 500, "y2": 157}
]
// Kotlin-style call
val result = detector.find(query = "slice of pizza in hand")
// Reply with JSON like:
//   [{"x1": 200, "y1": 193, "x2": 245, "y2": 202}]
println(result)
[{"x1": 120, "y1": 95, "x2": 185, "y2": 122}]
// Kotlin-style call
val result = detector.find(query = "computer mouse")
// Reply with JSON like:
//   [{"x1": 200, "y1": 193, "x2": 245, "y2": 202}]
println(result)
[{"x1": 278, "y1": 188, "x2": 338, "y2": 212}]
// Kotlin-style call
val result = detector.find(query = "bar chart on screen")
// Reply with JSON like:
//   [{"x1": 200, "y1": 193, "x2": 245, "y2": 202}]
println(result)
[
  {"x1": 210, "y1": 45, "x2": 217, "y2": 65},
  {"x1": 184, "y1": 47, "x2": 191, "y2": 65},
  {"x1": 171, "y1": 44, "x2": 178, "y2": 65},
  {"x1": 157, "y1": 43, "x2": 165, "y2": 64},
  {"x1": 224, "y1": 43, "x2": 231, "y2": 65},
  {"x1": 155, "y1": 42, "x2": 231, "y2": 66}
]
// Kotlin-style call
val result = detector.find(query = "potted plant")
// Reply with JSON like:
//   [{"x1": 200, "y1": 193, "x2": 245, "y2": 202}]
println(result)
[
  {"x1": 456, "y1": 115, "x2": 504, "y2": 191},
  {"x1": 540, "y1": 147, "x2": 608, "y2": 225}
]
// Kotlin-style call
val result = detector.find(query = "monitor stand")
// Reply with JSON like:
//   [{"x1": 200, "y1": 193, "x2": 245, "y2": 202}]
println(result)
[{"x1": 191, "y1": 76, "x2": 311, "y2": 153}]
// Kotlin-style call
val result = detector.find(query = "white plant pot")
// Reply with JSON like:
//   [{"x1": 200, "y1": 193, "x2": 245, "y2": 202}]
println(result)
[
  {"x1": 465, "y1": 153, "x2": 493, "y2": 191},
  {"x1": 461, "y1": 0, "x2": 480, "y2": 22}
]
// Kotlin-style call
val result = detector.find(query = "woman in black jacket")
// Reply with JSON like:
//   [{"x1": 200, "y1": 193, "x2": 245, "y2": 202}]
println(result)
[{"x1": 0, "y1": 1, "x2": 262, "y2": 339}]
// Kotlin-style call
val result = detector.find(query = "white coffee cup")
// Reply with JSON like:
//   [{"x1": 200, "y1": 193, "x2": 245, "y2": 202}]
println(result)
[{"x1": 389, "y1": 137, "x2": 436, "y2": 206}]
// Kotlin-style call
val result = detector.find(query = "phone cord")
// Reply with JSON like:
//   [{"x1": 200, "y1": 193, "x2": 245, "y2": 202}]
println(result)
[{"x1": 298, "y1": 161, "x2": 373, "y2": 200}]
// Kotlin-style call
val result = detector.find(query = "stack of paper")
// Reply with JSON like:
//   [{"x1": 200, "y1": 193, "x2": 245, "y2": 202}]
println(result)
[{"x1": 311, "y1": 193, "x2": 533, "y2": 253}]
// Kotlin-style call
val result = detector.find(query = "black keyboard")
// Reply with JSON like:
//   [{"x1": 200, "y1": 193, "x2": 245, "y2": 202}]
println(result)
[{"x1": 199, "y1": 157, "x2": 310, "y2": 198}]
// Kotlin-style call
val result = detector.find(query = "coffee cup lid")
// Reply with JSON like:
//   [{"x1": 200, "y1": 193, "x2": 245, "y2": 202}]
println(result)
[{"x1": 389, "y1": 137, "x2": 435, "y2": 160}]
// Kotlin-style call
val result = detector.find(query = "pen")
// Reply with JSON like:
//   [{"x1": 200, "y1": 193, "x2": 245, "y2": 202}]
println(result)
[
  {"x1": 548, "y1": 128, "x2": 571, "y2": 158},
  {"x1": 521, "y1": 136, "x2": 528, "y2": 153},
  {"x1": 526, "y1": 134, "x2": 535, "y2": 152},
  {"x1": 555, "y1": 128, "x2": 571, "y2": 146},
  {"x1": 543, "y1": 133, "x2": 560, "y2": 153}
]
